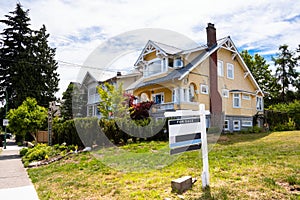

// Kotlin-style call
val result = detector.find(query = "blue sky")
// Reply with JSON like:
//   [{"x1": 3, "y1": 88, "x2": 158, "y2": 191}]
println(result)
[{"x1": 0, "y1": 0, "x2": 300, "y2": 97}]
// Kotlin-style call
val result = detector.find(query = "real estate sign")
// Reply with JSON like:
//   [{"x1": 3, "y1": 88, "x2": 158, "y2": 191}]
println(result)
[{"x1": 164, "y1": 104, "x2": 210, "y2": 188}]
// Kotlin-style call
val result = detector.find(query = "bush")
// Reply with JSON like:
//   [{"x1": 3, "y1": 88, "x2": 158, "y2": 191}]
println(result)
[
  {"x1": 52, "y1": 117, "x2": 168, "y2": 147},
  {"x1": 266, "y1": 100, "x2": 300, "y2": 131},
  {"x1": 20, "y1": 143, "x2": 76, "y2": 167},
  {"x1": 19, "y1": 147, "x2": 28, "y2": 157}
]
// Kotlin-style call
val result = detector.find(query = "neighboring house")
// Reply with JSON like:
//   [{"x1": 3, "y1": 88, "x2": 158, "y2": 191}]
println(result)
[
  {"x1": 127, "y1": 23, "x2": 264, "y2": 132},
  {"x1": 81, "y1": 71, "x2": 141, "y2": 117}
]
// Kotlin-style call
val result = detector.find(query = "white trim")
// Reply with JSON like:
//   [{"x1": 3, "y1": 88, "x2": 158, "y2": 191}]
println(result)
[
  {"x1": 152, "y1": 92, "x2": 164, "y2": 104},
  {"x1": 256, "y1": 96, "x2": 264, "y2": 111},
  {"x1": 143, "y1": 58, "x2": 167, "y2": 78},
  {"x1": 233, "y1": 93, "x2": 241, "y2": 108},
  {"x1": 200, "y1": 84, "x2": 209, "y2": 94},
  {"x1": 222, "y1": 89, "x2": 229, "y2": 98},
  {"x1": 233, "y1": 120, "x2": 240, "y2": 131},
  {"x1": 177, "y1": 37, "x2": 264, "y2": 97},
  {"x1": 242, "y1": 120, "x2": 253, "y2": 127},
  {"x1": 217, "y1": 60, "x2": 224, "y2": 77},
  {"x1": 242, "y1": 94, "x2": 250, "y2": 100},
  {"x1": 224, "y1": 120, "x2": 229, "y2": 131},
  {"x1": 172, "y1": 88, "x2": 180, "y2": 103},
  {"x1": 227, "y1": 63, "x2": 234, "y2": 79}
]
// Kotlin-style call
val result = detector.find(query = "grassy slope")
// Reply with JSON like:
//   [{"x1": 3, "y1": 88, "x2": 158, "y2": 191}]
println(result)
[{"x1": 28, "y1": 131, "x2": 300, "y2": 200}]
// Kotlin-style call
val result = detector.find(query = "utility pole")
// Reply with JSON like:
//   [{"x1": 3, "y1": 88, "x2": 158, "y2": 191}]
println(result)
[
  {"x1": 4, "y1": 87, "x2": 8, "y2": 149},
  {"x1": 48, "y1": 101, "x2": 54, "y2": 146}
]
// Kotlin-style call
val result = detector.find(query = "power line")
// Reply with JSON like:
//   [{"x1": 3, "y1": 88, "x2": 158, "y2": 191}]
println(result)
[
  {"x1": 57, "y1": 60, "x2": 119, "y2": 73},
  {"x1": 0, "y1": 57, "x2": 130, "y2": 73}
]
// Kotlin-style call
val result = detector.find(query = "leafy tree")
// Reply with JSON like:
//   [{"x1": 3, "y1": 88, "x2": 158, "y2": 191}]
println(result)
[
  {"x1": 272, "y1": 45, "x2": 299, "y2": 102},
  {"x1": 97, "y1": 82, "x2": 127, "y2": 119},
  {"x1": 60, "y1": 82, "x2": 87, "y2": 120},
  {"x1": 7, "y1": 97, "x2": 47, "y2": 142},
  {"x1": 0, "y1": 3, "x2": 59, "y2": 109},
  {"x1": 240, "y1": 50, "x2": 280, "y2": 106}
]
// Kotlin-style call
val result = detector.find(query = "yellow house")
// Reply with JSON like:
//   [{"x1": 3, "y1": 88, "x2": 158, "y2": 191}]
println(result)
[{"x1": 127, "y1": 23, "x2": 264, "y2": 132}]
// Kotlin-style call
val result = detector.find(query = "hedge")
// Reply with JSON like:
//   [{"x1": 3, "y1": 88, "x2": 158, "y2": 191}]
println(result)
[
  {"x1": 52, "y1": 117, "x2": 168, "y2": 147},
  {"x1": 265, "y1": 100, "x2": 300, "y2": 131}
]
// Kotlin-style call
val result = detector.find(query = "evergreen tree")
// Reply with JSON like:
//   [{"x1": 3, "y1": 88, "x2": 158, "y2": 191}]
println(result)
[
  {"x1": 240, "y1": 50, "x2": 280, "y2": 106},
  {"x1": 0, "y1": 3, "x2": 59, "y2": 109},
  {"x1": 272, "y1": 45, "x2": 299, "y2": 102},
  {"x1": 61, "y1": 82, "x2": 87, "y2": 120}
]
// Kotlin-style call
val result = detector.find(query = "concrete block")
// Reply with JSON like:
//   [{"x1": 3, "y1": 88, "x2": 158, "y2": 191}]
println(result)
[{"x1": 171, "y1": 176, "x2": 192, "y2": 193}]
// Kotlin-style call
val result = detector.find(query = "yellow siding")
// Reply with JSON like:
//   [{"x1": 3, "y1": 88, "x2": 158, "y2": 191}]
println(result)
[
  {"x1": 217, "y1": 48, "x2": 256, "y2": 92},
  {"x1": 133, "y1": 46, "x2": 263, "y2": 116},
  {"x1": 217, "y1": 48, "x2": 261, "y2": 116},
  {"x1": 144, "y1": 51, "x2": 157, "y2": 61},
  {"x1": 134, "y1": 85, "x2": 172, "y2": 103}
]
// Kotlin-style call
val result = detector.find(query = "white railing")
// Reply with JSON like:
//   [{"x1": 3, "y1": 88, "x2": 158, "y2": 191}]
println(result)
[{"x1": 152, "y1": 102, "x2": 175, "y2": 111}]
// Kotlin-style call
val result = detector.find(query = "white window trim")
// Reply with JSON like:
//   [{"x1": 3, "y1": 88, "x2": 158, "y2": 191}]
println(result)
[
  {"x1": 233, "y1": 120, "x2": 240, "y2": 131},
  {"x1": 222, "y1": 89, "x2": 229, "y2": 98},
  {"x1": 217, "y1": 60, "x2": 224, "y2": 77},
  {"x1": 200, "y1": 84, "x2": 209, "y2": 94},
  {"x1": 233, "y1": 93, "x2": 241, "y2": 108},
  {"x1": 174, "y1": 57, "x2": 183, "y2": 68},
  {"x1": 224, "y1": 120, "x2": 229, "y2": 131},
  {"x1": 143, "y1": 58, "x2": 167, "y2": 78},
  {"x1": 242, "y1": 120, "x2": 253, "y2": 127},
  {"x1": 227, "y1": 63, "x2": 234, "y2": 79},
  {"x1": 152, "y1": 92, "x2": 164, "y2": 104},
  {"x1": 256, "y1": 96, "x2": 264, "y2": 111},
  {"x1": 242, "y1": 94, "x2": 250, "y2": 100}
]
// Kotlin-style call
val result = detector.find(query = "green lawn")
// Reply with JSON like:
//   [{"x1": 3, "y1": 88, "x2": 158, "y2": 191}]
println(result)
[{"x1": 28, "y1": 131, "x2": 300, "y2": 200}]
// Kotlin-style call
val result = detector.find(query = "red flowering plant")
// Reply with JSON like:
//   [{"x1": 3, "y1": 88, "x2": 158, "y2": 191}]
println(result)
[{"x1": 126, "y1": 94, "x2": 154, "y2": 120}]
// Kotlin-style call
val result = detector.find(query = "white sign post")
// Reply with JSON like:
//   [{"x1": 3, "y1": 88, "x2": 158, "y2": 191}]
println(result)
[{"x1": 165, "y1": 104, "x2": 210, "y2": 188}]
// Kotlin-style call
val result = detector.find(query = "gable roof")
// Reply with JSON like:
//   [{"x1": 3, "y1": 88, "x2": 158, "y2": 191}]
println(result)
[
  {"x1": 134, "y1": 40, "x2": 183, "y2": 66},
  {"x1": 132, "y1": 36, "x2": 264, "y2": 96}
]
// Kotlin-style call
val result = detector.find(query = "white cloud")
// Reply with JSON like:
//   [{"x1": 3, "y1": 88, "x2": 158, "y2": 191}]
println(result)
[{"x1": 1, "y1": 0, "x2": 300, "y2": 98}]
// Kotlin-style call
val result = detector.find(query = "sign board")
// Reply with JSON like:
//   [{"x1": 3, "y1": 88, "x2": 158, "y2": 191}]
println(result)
[
  {"x1": 164, "y1": 104, "x2": 210, "y2": 188},
  {"x1": 168, "y1": 117, "x2": 202, "y2": 155},
  {"x1": 3, "y1": 119, "x2": 9, "y2": 126}
]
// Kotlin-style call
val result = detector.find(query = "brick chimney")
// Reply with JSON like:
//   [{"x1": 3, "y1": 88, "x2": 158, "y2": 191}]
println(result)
[
  {"x1": 206, "y1": 23, "x2": 216, "y2": 48},
  {"x1": 206, "y1": 23, "x2": 222, "y2": 125}
]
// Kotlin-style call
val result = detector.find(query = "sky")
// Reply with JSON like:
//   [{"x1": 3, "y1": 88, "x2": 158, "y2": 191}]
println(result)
[{"x1": 0, "y1": 0, "x2": 300, "y2": 98}]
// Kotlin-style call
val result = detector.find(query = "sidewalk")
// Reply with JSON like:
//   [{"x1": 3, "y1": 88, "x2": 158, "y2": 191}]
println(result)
[{"x1": 0, "y1": 140, "x2": 39, "y2": 200}]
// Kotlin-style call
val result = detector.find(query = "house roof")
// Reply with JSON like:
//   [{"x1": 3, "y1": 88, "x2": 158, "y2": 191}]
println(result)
[
  {"x1": 151, "y1": 40, "x2": 183, "y2": 55},
  {"x1": 131, "y1": 36, "x2": 264, "y2": 96},
  {"x1": 134, "y1": 40, "x2": 183, "y2": 66}
]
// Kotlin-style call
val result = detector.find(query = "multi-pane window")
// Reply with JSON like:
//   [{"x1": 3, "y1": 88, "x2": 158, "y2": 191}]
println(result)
[
  {"x1": 144, "y1": 58, "x2": 168, "y2": 77},
  {"x1": 153, "y1": 93, "x2": 164, "y2": 104},
  {"x1": 233, "y1": 120, "x2": 240, "y2": 131},
  {"x1": 88, "y1": 87, "x2": 99, "y2": 104},
  {"x1": 224, "y1": 120, "x2": 229, "y2": 131},
  {"x1": 227, "y1": 63, "x2": 234, "y2": 79},
  {"x1": 233, "y1": 93, "x2": 241, "y2": 108},
  {"x1": 217, "y1": 60, "x2": 224, "y2": 77},
  {"x1": 256, "y1": 96, "x2": 263, "y2": 111},
  {"x1": 242, "y1": 120, "x2": 253, "y2": 127}
]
